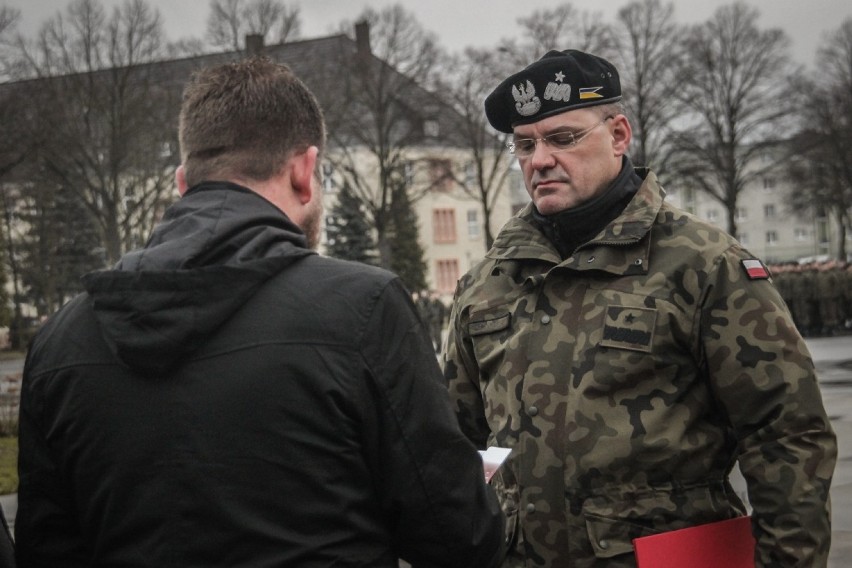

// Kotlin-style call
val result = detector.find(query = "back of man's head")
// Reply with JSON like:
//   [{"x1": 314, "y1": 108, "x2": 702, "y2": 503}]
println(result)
[{"x1": 179, "y1": 57, "x2": 326, "y2": 189}]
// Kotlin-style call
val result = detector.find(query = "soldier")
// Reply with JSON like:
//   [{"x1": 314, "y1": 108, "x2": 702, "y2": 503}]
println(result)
[
  {"x1": 428, "y1": 290, "x2": 449, "y2": 353},
  {"x1": 816, "y1": 259, "x2": 843, "y2": 336},
  {"x1": 789, "y1": 263, "x2": 811, "y2": 335},
  {"x1": 443, "y1": 49, "x2": 836, "y2": 567},
  {"x1": 413, "y1": 289, "x2": 435, "y2": 341},
  {"x1": 771, "y1": 262, "x2": 795, "y2": 319}
]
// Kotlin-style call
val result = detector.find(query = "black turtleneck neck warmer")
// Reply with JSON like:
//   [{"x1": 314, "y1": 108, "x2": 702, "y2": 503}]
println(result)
[{"x1": 532, "y1": 157, "x2": 642, "y2": 259}]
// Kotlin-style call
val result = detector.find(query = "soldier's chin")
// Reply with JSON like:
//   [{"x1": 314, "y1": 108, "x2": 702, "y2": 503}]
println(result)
[{"x1": 534, "y1": 194, "x2": 569, "y2": 216}]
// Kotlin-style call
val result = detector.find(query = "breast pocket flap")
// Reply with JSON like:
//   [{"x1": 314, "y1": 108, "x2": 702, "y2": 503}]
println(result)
[{"x1": 468, "y1": 313, "x2": 511, "y2": 337}]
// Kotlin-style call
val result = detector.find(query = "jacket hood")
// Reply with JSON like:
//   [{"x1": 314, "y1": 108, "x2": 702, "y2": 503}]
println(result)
[{"x1": 82, "y1": 182, "x2": 315, "y2": 375}]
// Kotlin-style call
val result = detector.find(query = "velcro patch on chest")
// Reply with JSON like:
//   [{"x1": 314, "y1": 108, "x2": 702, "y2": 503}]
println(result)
[
  {"x1": 468, "y1": 313, "x2": 511, "y2": 337},
  {"x1": 741, "y1": 259, "x2": 770, "y2": 280},
  {"x1": 600, "y1": 306, "x2": 656, "y2": 352}
]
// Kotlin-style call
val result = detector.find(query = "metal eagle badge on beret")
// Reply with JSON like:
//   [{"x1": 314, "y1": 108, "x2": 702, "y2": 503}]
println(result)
[{"x1": 485, "y1": 49, "x2": 622, "y2": 133}]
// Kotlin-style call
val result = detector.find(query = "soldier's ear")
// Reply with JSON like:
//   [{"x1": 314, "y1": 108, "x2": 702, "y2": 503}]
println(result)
[{"x1": 610, "y1": 115, "x2": 631, "y2": 157}]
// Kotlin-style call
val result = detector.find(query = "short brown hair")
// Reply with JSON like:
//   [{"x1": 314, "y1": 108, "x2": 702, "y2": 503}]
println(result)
[{"x1": 178, "y1": 57, "x2": 326, "y2": 189}]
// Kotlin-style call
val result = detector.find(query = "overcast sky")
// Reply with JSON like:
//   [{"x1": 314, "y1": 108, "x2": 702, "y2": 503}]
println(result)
[{"x1": 5, "y1": 0, "x2": 851, "y2": 67}]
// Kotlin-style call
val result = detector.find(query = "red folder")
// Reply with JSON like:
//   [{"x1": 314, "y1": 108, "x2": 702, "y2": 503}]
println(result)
[{"x1": 633, "y1": 516, "x2": 755, "y2": 568}]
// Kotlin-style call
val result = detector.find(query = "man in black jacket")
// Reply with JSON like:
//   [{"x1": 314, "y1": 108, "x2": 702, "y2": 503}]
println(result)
[{"x1": 16, "y1": 57, "x2": 504, "y2": 567}]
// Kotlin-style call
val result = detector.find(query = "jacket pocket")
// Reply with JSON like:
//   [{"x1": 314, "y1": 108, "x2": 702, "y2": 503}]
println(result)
[
  {"x1": 492, "y1": 468, "x2": 521, "y2": 555},
  {"x1": 580, "y1": 483, "x2": 742, "y2": 559},
  {"x1": 466, "y1": 309, "x2": 513, "y2": 378}
]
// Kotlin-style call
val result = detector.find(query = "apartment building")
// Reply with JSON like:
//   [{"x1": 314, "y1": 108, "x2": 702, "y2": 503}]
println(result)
[{"x1": 664, "y1": 168, "x2": 846, "y2": 264}]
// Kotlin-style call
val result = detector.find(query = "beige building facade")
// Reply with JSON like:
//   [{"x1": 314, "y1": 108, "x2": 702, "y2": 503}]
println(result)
[
  {"x1": 664, "y1": 169, "x2": 847, "y2": 265},
  {"x1": 319, "y1": 148, "x2": 520, "y2": 300}
]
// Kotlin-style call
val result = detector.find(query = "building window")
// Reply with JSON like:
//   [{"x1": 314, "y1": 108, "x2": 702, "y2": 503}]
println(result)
[
  {"x1": 766, "y1": 231, "x2": 778, "y2": 246},
  {"x1": 435, "y1": 259, "x2": 460, "y2": 293},
  {"x1": 762, "y1": 177, "x2": 776, "y2": 191},
  {"x1": 433, "y1": 208, "x2": 456, "y2": 243},
  {"x1": 706, "y1": 209, "x2": 719, "y2": 222},
  {"x1": 402, "y1": 161, "x2": 414, "y2": 185},
  {"x1": 739, "y1": 232, "x2": 749, "y2": 246},
  {"x1": 321, "y1": 163, "x2": 336, "y2": 194},
  {"x1": 464, "y1": 162, "x2": 476, "y2": 186},
  {"x1": 423, "y1": 119, "x2": 440, "y2": 138},
  {"x1": 428, "y1": 159, "x2": 453, "y2": 192},
  {"x1": 795, "y1": 227, "x2": 810, "y2": 241},
  {"x1": 322, "y1": 214, "x2": 337, "y2": 246},
  {"x1": 735, "y1": 208, "x2": 748, "y2": 221},
  {"x1": 764, "y1": 204, "x2": 776, "y2": 219},
  {"x1": 467, "y1": 209, "x2": 480, "y2": 239}
]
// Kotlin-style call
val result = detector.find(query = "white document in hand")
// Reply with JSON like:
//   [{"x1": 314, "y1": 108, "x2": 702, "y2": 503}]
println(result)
[{"x1": 478, "y1": 447, "x2": 512, "y2": 482}]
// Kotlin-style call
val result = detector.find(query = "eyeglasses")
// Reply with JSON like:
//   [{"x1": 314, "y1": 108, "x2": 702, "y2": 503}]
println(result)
[{"x1": 508, "y1": 116, "x2": 614, "y2": 158}]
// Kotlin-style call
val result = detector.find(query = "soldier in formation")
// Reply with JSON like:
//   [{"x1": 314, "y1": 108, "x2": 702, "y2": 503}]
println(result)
[
  {"x1": 770, "y1": 259, "x2": 850, "y2": 336},
  {"x1": 414, "y1": 289, "x2": 449, "y2": 353}
]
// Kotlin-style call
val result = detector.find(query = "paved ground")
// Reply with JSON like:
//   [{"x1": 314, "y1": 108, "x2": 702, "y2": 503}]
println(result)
[
  {"x1": 808, "y1": 335, "x2": 852, "y2": 568},
  {"x1": 4, "y1": 335, "x2": 852, "y2": 564}
]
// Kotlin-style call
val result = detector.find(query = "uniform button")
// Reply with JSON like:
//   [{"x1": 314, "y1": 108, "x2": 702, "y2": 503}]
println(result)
[
  {"x1": 541, "y1": 315, "x2": 551, "y2": 324},
  {"x1": 525, "y1": 503, "x2": 536, "y2": 514},
  {"x1": 634, "y1": 258, "x2": 643, "y2": 266},
  {"x1": 587, "y1": 256, "x2": 596, "y2": 263},
  {"x1": 599, "y1": 539, "x2": 610, "y2": 550},
  {"x1": 527, "y1": 405, "x2": 539, "y2": 416}
]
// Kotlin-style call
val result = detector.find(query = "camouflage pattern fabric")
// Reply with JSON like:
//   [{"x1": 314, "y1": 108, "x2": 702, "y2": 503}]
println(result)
[{"x1": 443, "y1": 170, "x2": 837, "y2": 567}]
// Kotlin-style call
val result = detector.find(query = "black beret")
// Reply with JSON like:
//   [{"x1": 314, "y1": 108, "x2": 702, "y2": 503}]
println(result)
[{"x1": 485, "y1": 49, "x2": 621, "y2": 133}]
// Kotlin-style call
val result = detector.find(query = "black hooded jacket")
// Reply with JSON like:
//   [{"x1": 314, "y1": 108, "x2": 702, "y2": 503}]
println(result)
[{"x1": 16, "y1": 182, "x2": 504, "y2": 567}]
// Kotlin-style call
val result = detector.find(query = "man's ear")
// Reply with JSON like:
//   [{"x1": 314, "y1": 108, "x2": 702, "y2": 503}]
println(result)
[
  {"x1": 611, "y1": 115, "x2": 632, "y2": 157},
  {"x1": 290, "y1": 146, "x2": 319, "y2": 205},
  {"x1": 176, "y1": 165, "x2": 189, "y2": 196}
]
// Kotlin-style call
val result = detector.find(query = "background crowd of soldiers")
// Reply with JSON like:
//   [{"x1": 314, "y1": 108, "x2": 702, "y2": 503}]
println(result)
[
  {"x1": 770, "y1": 259, "x2": 852, "y2": 337},
  {"x1": 413, "y1": 290, "x2": 448, "y2": 353}
]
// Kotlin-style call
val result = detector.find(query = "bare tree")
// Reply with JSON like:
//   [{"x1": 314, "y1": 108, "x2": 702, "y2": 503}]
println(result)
[
  {"x1": 611, "y1": 0, "x2": 686, "y2": 181},
  {"x1": 166, "y1": 37, "x2": 208, "y2": 58},
  {"x1": 322, "y1": 5, "x2": 442, "y2": 269},
  {"x1": 498, "y1": 3, "x2": 614, "y2": 67},
  {"x1": 0, "y1": 7, "x2": 30, "y2": 339},
  {"x1": 0, "y1": 6, "x2": 15, "y2": 32},
  {"x1": 206, "y1": 0, "x2": 300, "y2": 51},
  {"x1": 0, "y1": 4, "x2": 19, "y2": 78},
  {"x1": 785, "y1": 18, "x2": 852, "y2": 260},
  {"x1": 439, "y1": 47, "x2": 516, "y2": 251},
  {"x1": 15, "y1": 0, "x2": 180, "y2": 263},
  {"x1": 671, "y1": 2, "x2": 798, "y2": 237},
  {"x1": 9, "y1": 177, "x2": 103, "y2": 316},
  {"x1": 0, "y1": 4, "x2": 28, "y2": 179}
]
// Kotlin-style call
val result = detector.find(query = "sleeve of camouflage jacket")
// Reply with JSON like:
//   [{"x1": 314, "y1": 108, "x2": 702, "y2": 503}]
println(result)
[{"x1": 700, "y1": 245, "x2": 837, "y2": 567}]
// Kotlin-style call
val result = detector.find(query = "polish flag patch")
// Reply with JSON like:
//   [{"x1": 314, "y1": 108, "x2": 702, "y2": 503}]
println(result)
[{"x1": 742, "y1": 259, "x2": 770, "y2": 280}]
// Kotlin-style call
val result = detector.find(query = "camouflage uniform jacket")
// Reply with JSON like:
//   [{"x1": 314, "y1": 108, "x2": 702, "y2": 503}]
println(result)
[{"x1": 443, "y1": 169, "x2": 836, "y2": 567}]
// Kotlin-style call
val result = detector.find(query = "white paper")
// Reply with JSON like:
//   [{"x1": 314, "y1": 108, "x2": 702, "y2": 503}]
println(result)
[{"x1": 478, "y1": 446, "x2": 512, "y2": 482}]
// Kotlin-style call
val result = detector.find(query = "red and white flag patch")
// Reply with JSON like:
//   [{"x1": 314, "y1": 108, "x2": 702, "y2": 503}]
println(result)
[{"x1": 742, "y1": 259, "x2": 770, "y2": 280}]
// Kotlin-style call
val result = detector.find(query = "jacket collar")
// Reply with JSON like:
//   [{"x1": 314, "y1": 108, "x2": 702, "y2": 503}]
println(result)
[{"x1": 487, "y1": 168, "x2": 664, "y2": 276}]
